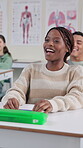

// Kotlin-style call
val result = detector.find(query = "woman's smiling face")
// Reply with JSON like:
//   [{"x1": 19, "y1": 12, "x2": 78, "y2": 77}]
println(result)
[
  {"x1": 0, "y1": 38, "x2": 5, "y2": 55},
  {"x1": 71, "y1": 35, "x2": 83, "y2": 58},
  {"x1": 43, "y1": 29, "x2": 68, "y2": 63}
]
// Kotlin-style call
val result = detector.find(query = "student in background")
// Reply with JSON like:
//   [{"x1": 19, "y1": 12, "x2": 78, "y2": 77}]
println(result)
[
  {"x1": 2, "y1": 27, "x2": 83, "y2": 113},
  {"x1": 0, "y1": 35, "x2": 12, "y2": 94},
  {"x1": 67, "y1": 31, "x2": 83, "y2": 65}
]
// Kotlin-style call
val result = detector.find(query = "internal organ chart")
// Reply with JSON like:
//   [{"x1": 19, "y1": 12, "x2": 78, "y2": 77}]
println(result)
[
  {"x1": 48, "y1": 11, "x2": 65, "y2": 27},
  {"x1": 48, "y1": 10, "x2": 76, "y2": 33}
]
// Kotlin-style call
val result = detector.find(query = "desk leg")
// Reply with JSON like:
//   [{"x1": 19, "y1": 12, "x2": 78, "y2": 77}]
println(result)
[
  {"x1": 80, "y1": 138, "x2": 83, "y2": 148},
  {"x1": 9, "y1": 72, "x2": 13, "y2": 88},
  {"x1": 9, "y1": 77, "x2": 13, "y2": 88}
]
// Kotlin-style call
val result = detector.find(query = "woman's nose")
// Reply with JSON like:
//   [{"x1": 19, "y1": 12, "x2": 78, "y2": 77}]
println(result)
[
  {"x1": 49, "y1": 40, "x2": 54, "y2": 46},
  {"x1": 74, "y1": 42, "x2": 77, "y2": 47}
]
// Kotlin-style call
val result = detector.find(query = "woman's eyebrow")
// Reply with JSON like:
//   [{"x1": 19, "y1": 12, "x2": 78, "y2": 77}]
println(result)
[
  {"x1": 77, "y1": 40, "x2": 83, "y2": 43},
  {"x1": 45, "y1": 36, "x2": 61, "y2": 39}
]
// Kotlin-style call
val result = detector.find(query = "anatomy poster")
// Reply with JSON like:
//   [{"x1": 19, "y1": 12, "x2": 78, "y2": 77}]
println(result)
[
  {"x1": 0, "y1": 0, "x2": 7, "y2": 39},
  {"x1": 81, "y1": 9, "x2": 83, "y2": 32},
  {"x1": 12, "y1": 0, "x2": 42, "y2": 45},
  {"x1": 45, "y1": 0, "x2": 79, "y2": 33}
]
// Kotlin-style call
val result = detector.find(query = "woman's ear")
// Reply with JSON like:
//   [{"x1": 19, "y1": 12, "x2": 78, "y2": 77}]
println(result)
[{"x1": 65, "y1": 48, "x2": 68, "y2": 53}]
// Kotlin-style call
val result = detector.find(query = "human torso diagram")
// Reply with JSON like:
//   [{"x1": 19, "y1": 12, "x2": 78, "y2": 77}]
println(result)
[{"x1": 20, "y1": 6, "x2": 32, "y2": 44}]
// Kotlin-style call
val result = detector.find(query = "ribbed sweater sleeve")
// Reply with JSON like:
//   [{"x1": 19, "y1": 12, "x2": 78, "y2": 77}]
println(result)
[
  {"x1": 49, "y1": 65, "x2": 83, "y2": 112},
  {"x1": 2, "y1": 64, "x2": 32, "y2": 106}
]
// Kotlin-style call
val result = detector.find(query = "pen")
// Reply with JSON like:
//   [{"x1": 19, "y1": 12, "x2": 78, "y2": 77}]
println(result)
[{"x1": 20, "y1": 109, "x2": 32, "y2": 111}]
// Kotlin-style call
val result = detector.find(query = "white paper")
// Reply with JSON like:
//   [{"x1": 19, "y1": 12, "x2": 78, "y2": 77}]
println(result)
[
  {"x1": 45, "y1": 0, "x2": 79, "y2": 34},
  {"x1": 0, "y1": 0, "x2": 7, "y2": 40},
  {"x1": 12, "y1": 0, "x2": 42, "y2": 45}
]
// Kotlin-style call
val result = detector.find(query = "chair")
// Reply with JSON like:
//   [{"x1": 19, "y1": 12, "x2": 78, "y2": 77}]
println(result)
[{"x1": 0, "y1": 79, "x2": 11, "y2": 101}]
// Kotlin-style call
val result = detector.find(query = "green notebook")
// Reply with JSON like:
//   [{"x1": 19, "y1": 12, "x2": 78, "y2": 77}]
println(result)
[{"x1": 0, "y1": 109, "x2": 48, "y2": 125}]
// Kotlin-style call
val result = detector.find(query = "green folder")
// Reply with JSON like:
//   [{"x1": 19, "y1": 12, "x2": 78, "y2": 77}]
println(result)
[{"x1": 0, "y1": 109, "x2": 48, "y2": 125}]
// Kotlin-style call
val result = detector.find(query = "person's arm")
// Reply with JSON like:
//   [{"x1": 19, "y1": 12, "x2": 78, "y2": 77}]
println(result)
[
  {"x1": 1, "y1": 64, "x2": 31, "y2": 108},
  {"x1": 29, "y1": 12, "x2": 32, "y2": 27},
  {"x1": 49, "y1": 66, "x2": 83, "y2": 112},
  {"x1": 0, "y1": 56, "x2": 12, "y2": 69},
  {"x1": 20, "y1": 12, "x2": 23, "y2": 27},
  {"x1": 33, "y1": 66, "x2": 83, "y2": 113}
]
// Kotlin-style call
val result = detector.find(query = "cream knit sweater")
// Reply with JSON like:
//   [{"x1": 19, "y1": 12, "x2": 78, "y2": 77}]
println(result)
[{"x1": 2, "y1": 63, "x2": 83, "y2": 112}]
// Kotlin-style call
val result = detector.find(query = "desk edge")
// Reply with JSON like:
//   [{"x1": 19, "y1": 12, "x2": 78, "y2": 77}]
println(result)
[{"x1": 0, "y1": 125, "x2": 83, "y2": 138}]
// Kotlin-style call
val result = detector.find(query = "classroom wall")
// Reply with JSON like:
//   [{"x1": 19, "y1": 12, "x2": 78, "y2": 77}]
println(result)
[{"x1": 6, "y1": 0, "x2": 83, "y2": 61}]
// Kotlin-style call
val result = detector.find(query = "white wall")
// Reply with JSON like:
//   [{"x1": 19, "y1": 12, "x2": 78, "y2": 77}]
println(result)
[{"x1": 6, "y1": 0, "x2": 83, "y2": 61}]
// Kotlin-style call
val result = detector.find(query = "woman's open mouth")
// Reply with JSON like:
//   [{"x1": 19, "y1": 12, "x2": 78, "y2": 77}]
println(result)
[{"x1": 45, "y1": 48, "x2": 55, "y2": 55}]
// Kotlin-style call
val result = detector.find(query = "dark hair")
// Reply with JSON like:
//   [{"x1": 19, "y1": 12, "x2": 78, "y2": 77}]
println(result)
[
  {"x1": 0, "y1": 35, "x2": 11, "y2": 56},
  {"x1": 46, "y1": 27, "x2": 74, "y2": 63},
  {"x1": 73, "y1": 31, "x2": 83, "y2": 37}
]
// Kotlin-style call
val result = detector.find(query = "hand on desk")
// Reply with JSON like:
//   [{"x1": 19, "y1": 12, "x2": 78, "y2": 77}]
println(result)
[
  {"x1": 3, "y1": 98, "x2": 53, "y2": 113},
  {"x1": 33, "y1": 100, "x2": 53, "y2": 113},
  {"x1": 4, "y1": 98, "x2": 19, "y2": 109}
]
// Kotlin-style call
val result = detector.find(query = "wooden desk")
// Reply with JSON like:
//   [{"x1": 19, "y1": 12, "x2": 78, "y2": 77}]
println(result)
[
  {"x1": 0, "y1": 103, "x2": 83, "y2": 148},
  {"x1": 0, "y1": 69, "x2": 13, "y2": 87}
]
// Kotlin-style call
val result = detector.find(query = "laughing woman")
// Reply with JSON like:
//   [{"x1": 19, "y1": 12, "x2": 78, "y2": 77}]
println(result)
[{"x1": 2, "y1": 27, "x2": 83, "y2": 113}]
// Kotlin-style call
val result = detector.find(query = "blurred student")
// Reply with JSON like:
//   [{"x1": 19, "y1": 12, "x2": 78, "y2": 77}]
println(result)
[
  {"x1": 1, "y1": 27, "x2": 83, "y2": 113},
  {"x1": 67, "y1": 31, "x2": 83, "y2": 65},
  {"x1": 0, "y1": 35, "x2": 12, "y2": 94}
]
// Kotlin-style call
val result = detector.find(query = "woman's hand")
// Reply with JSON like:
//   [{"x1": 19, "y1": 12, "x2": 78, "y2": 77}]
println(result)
[
  {"x1": 3, "y1": 98, "x2": 19, "y2": 109},
  {"x1": 33, "y1": 100, "x2": 53, "y2": 113}
]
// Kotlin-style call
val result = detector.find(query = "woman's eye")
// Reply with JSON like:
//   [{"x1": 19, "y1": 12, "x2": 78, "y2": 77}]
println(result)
[
  {"x1": 45, "y1": 38, "x2": 60, "y2": 43},
  {"x1": 77, "y1": 42, "x2": 82, "y2": 45},
  {"x1": 54, "y1": 40, "x2": 59, "y2": 43},
  {"x1": 45, "y1": 38, "x2": 49, "y2": 42}
]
